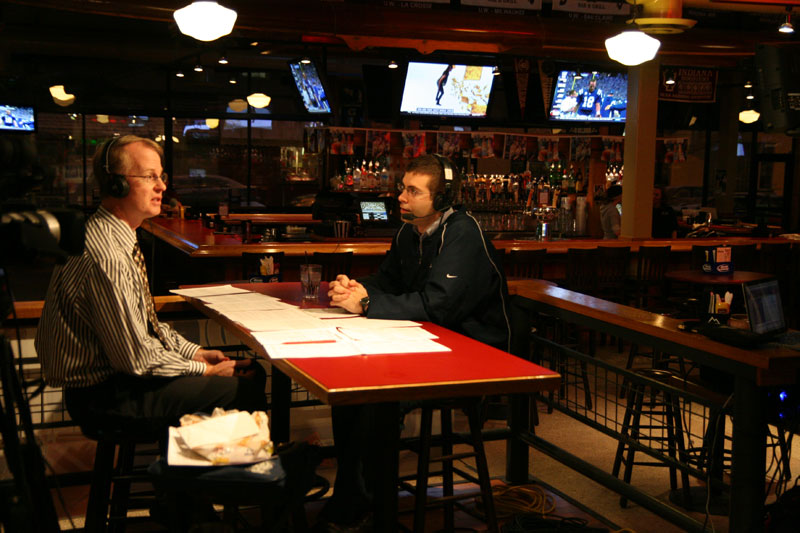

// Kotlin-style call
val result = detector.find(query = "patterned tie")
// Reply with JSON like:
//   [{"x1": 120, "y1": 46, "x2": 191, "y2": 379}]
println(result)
[{"x1": 132, "y1": 243, "x2": 169, "y2": 346}]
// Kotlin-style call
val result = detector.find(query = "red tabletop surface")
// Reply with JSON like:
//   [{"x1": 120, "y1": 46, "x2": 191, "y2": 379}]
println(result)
[{"x1": 185, "y1": 282, "x2": 560, "y2": 405}]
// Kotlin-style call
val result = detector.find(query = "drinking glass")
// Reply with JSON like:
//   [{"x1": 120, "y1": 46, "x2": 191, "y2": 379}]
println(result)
[{"x1": 300, "y1": 264, "x2": 322, "y2": 300}]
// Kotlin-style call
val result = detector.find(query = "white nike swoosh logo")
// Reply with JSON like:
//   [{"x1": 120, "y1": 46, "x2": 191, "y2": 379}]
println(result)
[{"x1": 446, "y1": 274, "x2": 457, "y2": 279}]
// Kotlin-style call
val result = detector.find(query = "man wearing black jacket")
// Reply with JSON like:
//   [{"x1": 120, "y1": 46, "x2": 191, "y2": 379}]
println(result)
[{"x1": 317, "y1": 154, "x2": 510, "y2": 531}]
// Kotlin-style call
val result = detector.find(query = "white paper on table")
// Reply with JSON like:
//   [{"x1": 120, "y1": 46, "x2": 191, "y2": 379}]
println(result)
[
  {"x1": 199, "y1": 292, "x2": 290, "y2": 309},
  {"x1": 206, "y1": 299, "x2": 295, "y2": 313},
  {"x1": 301, "y1": 307, "x2": 360, "y2": 319},
  {"x1": 337, "y1": 326, "x2": 437, "y2": 342},
  {"x1": 224, "y1": 308, "x2": 326, "y2": 332},
  {"x1": 321, "y1": 317, "x2": 421, "y2": 329},
  {"x1": 252, "y1": 328, "x2": 342, "y2": 345},
  {"x1": 352, "y1": 339, "x2": 451, "y2": 355},
  {"x1": 264, "y1": 340, "x2": 362, "y2": 359},
  {"x1": 171, "y1": 285, "x2": 251, "y2": 298}
]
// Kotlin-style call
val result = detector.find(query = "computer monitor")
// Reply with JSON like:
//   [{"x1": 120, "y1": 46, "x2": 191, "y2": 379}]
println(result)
[
  {"x1": 360, "y1": 200, "x2": 389, "y2": 222},
  {"x1": 743, "y1": 279, "x2": 786, "y2": 336}
]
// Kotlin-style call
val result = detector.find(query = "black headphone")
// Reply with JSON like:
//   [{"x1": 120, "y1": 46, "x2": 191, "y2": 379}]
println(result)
[
  {"x1": 101, "y1": 137, "x2": 129, "y2": 198},
  {"x1": 430, "y1": 153, "x2": 458, "y2": 212}
]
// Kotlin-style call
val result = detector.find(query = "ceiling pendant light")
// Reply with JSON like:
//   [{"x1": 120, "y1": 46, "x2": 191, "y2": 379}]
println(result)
[
  {"x1": 49, "y1": 85, "x2": 76, "y2": 106},
  {"x1": 205, "y1": 118, "x2": 220, "y2": 129},
  {"x1": 739, "y1": 109, "x2": 760, "y2": 124},
  {"x1": 229, "y1": 77, "x2": 237, "y2": 84},
  {"x1": 246, "y1": 93, "x2": 271, "y2": 108},
  {"x1": 605, "y1": 30, "x2": 661, "y2": 66},
  {"x1": 173, "y1": 1, "x2": 237, "y2": 42},
  {"x1": 218, "y1": 55, "x2": 229, "y2": 65},
  {"x1": 388, "y1": 60, "x2": 398, "y2": 70},
  {"x1": 664, "y1": 69, "x2": 676, "y2": 85},
  {"x1": 194, "y1": 64, "x2": 204, "y2": 72},
  {"x1": 779, "y1": 11, "x2": 794, "y2": 34},
  {"x1": 228, "y1": 98, "x2": 247, "y2": 112},
  {"x1": 300, "y1": 56, "x2": 312, "y2": 65},
  {"x1": 175, "y1": 70, "x2": 185, "y2": 78}
]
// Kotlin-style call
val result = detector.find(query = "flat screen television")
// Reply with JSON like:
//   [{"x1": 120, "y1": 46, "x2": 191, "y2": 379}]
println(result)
[
  {"x1": 548, "y1": 69, "x2": 628, "y2": 123},
  {"x1": 400, "y1": 62, "x2": 496, "y2": 118},
  {"x1": 0, "y1": 104, "x2": 36, "y2": 132},
  {"x1": 288, "y1": 60, "x2": 332, "y2": 114}
]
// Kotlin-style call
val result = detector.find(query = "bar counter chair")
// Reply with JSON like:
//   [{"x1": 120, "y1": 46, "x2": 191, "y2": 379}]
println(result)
[
  {"x1": 507, "y1": 249, "x2": 546, "y2": 280},
  {"x1": 546, "y1": 248, "x2": 599, "y2": 411},
  {"x1": 398, "y1": 398, "x2": 498, "y2": 533},
  {"x1": 611, "y1": 368, "x2": 693, "y2": 509},
  {"x1": 627, "y1": 245, "x2": 686, "y2": 375},
  {"x1": 730, "y1": 243, "x2": 758, "y2": 272},
  {"x1": 81, "y1": 416, "x2": 163, "y2": 532},
  {"x1": 312, "y1": 251, "x2": 353, "y2": 282}
]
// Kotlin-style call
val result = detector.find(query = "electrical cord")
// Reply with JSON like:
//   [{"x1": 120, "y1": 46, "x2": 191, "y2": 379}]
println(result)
[
  {"x1": 701, "y1": 392, "x2": 733, "y2": 533},
  {"x1": 491, "y1": 484, "x2": 556, "y2": 519}
]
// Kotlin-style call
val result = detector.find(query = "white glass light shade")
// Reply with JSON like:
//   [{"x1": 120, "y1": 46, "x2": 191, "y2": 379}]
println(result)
[
  {"x1": 173, "y1": 1, "x2": 237, "y2": 42},
  {"x1": 605, "y1": 31, "x2": 661, "y2": 66},
  {"x1": 205, "y1": 118, "x2": 220, "y2": 129},
  {"x1": 739, "y1": 109, "x2": 760, "y2": 124},
  {"x1": 228, "y1": 99, "x2": 248, "y2": 112},
  {"x1": 246, "y1": 93, "x2": 271, "y2": 108},
  {"x1": 49, "y1": 85, "x2": 76, "y2": 106},
  {"x1": 96, "y1": 114, "x2": 109, "y2": 124}
]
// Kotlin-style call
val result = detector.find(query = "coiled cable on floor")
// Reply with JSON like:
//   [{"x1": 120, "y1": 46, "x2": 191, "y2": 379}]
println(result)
[{"x1": 490, "y1": 484, "x2": 556, "y2": 519}]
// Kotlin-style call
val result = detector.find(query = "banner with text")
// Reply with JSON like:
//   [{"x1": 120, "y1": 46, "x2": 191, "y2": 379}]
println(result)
[
  {"x1": 462, "y1": 0, "x2": 543, "y2": 11},
  {"x1": 551, "y1": 0, "x2": 630, "y2": 16},
  {"x1": 658, "y1": 68, "x2": 718, "y2": 103}
]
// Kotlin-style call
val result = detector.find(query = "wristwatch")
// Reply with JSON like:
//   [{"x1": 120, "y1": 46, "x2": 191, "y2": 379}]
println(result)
[{"x1": 359, "y1": 296, "x2": 370, "y2": 315}]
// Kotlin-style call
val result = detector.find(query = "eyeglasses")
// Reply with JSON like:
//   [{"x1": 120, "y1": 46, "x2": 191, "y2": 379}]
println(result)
[
  {"x1": 396, "y1": 183, "x2": 429, "y2": 198},
  {"x1": 127, "y1": 172, "x2": 169, "y2": 185}
]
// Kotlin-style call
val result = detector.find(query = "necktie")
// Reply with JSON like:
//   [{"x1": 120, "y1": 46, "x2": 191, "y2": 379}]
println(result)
[{"x1": 132, "y1": 243, "x2": 169, "y2": 346}]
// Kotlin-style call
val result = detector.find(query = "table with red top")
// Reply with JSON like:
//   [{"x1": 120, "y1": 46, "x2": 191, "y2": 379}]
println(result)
[{"x1": 182, "y1": 281, "x2": 560, "y2": 531}]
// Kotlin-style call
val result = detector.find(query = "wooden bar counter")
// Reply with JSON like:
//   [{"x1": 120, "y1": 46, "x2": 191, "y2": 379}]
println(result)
[
  {"x1": 141, "y1": 216, "x2": 793, "y2": 293},
  {"x1": 143, "y1": 216, "x2": 790, "y2": 257}
]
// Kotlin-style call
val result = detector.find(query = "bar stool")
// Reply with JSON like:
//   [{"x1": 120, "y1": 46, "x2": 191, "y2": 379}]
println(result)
[
  {"x1": 546, "y1": 248, "x2": 598, "y2": 411},
  {"x1": 611, "y1": 369, "x2": 692, "y2": 509},
  {"x1": 312, "y1": 251, "x2": 353, "y2": 281},
  {"x1": 507, "y1": 249, "x2": 546, "y2": 280},
  {"x1": 596, "y1": 246, "x2": 630, "y2": 304},
  {"x1": 730, "y1": 243, "x2": 758, "y2": 272},
  {"x1": 632, "y1": 245, "x2": 671, "y2": 310},
  {"x1": 80, "y1": 417, "x2": 163, "y2": 532},
  {"x1": 398, "y1": 398, "x2": 498, "y2": 533}
]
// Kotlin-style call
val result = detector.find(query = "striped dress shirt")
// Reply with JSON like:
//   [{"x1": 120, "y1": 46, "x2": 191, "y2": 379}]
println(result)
[{"x1": 36, "y1": 206, "x2": 205, "y2": 388}]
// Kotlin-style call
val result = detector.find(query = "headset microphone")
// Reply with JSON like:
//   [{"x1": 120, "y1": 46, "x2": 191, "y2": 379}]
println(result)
[{"x1": 401, "y1": 212, "x2": 418, "y2": 221}]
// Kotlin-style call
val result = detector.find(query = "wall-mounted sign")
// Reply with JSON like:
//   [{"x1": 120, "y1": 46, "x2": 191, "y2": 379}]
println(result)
[{"x1": 659, "y1": 68, "x2": 718, "y2": 103}]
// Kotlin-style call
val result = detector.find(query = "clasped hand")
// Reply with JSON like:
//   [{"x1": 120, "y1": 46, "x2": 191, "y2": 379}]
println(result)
[
  {"x1": 327, "y1": 274, "x2": 368, "y2": 314},
  {"x1": 194, "y1": 348, "x2": 256, "y2": 378}
]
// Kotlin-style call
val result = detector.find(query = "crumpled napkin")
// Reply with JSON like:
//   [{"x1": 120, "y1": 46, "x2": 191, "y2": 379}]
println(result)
[{"x1": 172, "y1": 408, "x2": 273, "y2": 465}]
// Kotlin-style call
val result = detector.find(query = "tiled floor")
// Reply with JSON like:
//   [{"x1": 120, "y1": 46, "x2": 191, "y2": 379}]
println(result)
[{"x1": 34, "y1": 343, "x2": 800, "y2": 532}]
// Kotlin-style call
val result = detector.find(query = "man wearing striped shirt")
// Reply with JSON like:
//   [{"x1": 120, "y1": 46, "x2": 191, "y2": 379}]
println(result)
[{"x1": 35, "y1": 135, "x2": 267, "y2": 432}]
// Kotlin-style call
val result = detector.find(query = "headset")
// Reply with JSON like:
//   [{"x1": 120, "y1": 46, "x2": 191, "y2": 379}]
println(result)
[
  {"x1": 430, "y1": 153, "x2": 458, "y2": 212},
  {"x1": 100, "y1": 136, "x2": 129, "y2": 198}
]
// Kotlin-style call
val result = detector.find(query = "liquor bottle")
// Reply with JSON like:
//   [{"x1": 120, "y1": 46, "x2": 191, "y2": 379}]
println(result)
[{"x1": 353, "y1": 162, "x2": 361, "y2": 191}]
